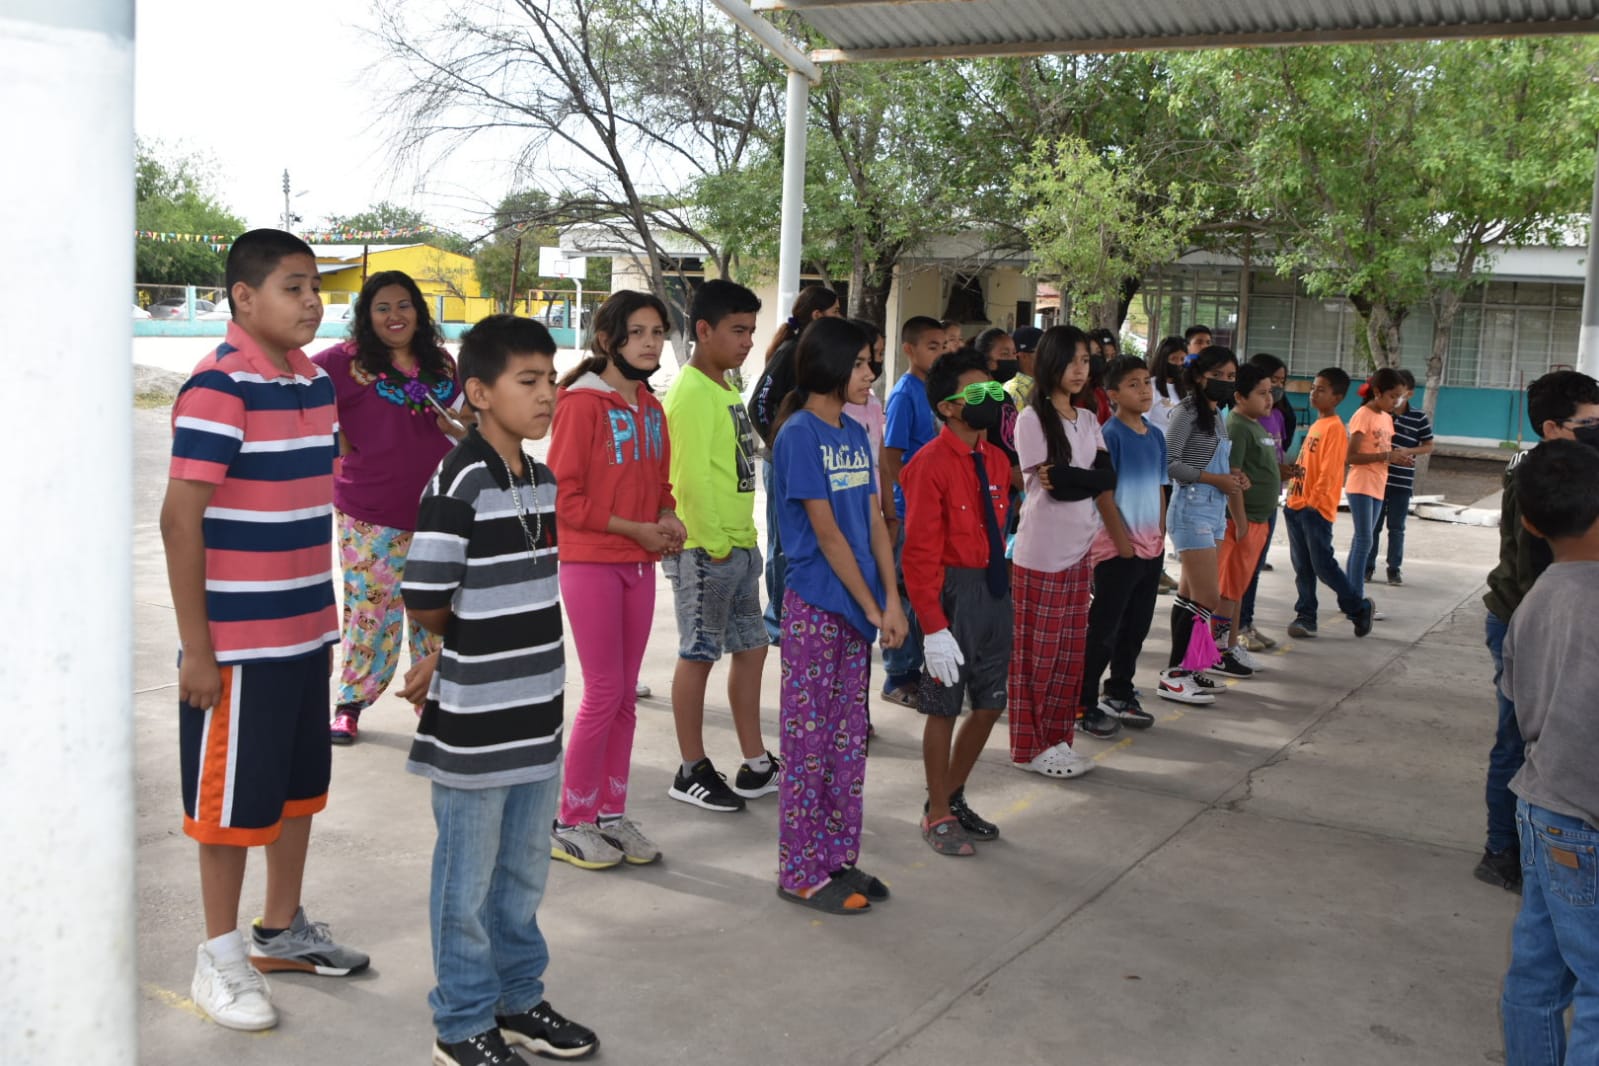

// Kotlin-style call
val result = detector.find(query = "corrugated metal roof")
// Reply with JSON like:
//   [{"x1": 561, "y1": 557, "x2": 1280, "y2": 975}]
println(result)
[{"x1": 750, "y1": 0, "x2": 1599, "y2": 63}]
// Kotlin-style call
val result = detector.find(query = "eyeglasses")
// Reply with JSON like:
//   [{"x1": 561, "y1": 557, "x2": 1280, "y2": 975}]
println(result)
[{"x1": 942, "y1": 380, "x2": 1006, "y2": 405}]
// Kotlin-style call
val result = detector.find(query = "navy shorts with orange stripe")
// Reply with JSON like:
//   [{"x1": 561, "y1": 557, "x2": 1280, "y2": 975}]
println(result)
[{"x1": 180, "y1": 651, "x2": 332, "y2": 846}]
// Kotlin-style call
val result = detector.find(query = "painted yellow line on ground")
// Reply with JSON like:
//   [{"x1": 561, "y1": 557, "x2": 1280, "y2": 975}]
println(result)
[
  {"x1": 143, "y1": 982, "x2": 275, "y2": 1036},
  {"x1": 1091, "y1": 736, "x2": 1134, "y2": 761}
]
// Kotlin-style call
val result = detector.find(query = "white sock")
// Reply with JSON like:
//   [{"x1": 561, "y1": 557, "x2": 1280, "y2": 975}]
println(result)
[
  {"x1": 744, "y1": 752, "x2": 771, "y2": 774},
  {"x1": 206, "y1": 929, "x2": 246, "y2": 965}
]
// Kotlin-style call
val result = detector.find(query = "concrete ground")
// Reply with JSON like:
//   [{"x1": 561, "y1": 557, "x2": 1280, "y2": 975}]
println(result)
[{"x1": 131, "y1": 403, "x2": 1521, "y2": 1066}]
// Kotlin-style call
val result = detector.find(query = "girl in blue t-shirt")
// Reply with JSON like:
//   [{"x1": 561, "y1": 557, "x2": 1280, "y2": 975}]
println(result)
[{"x1": 769, "y1": 317, "x2": 909, "y2": 916}]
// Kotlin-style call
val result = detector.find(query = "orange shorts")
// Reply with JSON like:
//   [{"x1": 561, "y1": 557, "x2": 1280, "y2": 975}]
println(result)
[{"x1": 1218, "y1": 519, "x2": 1271, "y2": 602}]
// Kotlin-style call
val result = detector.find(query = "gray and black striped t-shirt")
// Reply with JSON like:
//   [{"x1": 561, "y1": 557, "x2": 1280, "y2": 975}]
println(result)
[
  {"x1": 402, "y1": 429, "x2": 564, "y2": 789},
  {"x1": 1165, "y1": 398, "x2": 1224, "y2": 484}
]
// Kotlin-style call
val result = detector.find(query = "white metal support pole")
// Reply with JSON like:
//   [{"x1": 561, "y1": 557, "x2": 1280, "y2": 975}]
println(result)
[
  {"x1": 1579, "y1": 134, "x2": 1599, "y2": 378},
  {"x1": 777, "y1": 69, "x2": 811, "y2": 321},
  {"x1": 1, "y1": 2, "x2": 138, "y2": 1064}
]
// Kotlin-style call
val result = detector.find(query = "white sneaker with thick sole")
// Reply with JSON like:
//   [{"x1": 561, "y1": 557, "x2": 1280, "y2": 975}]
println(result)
[
  {"x1": 1156, "y1": 669, "x2": 1216, "y2": 705},
  {"x1": 1014, "y1": 742, "x2": 1095, "y2": 779},
  {"x1": 1229, "y1": 645, "x2": 1263, "y2": 671},
  {"x1": 192, "y1": 943, "x2": 277, "y2": 1031}
]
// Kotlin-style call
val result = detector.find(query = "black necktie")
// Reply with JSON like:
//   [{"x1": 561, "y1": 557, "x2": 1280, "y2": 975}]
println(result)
[{"x1": 971, "y1": 451, "x2": 1009, "y2": 598}]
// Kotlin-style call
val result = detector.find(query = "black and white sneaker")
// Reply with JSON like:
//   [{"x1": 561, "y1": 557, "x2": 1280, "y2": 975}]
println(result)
[
  {"x1": 434, "y1": 1028, "x2": 520, "y2": 1066},
  {"x1": 1099, "y1": 695, "x2": 1155, "y2": 730},
  {"x1": 1078, "y1": 706, "x2": 1122, "y2": 739},
  {"x1": 497, "y1": 1001, "x2": 599, "y2": 1060},
  {"x1": 668, "y1": 758, "x2": 745, "y2": 812},
  {"x1": 1214, "y1": 649, "x2": 1255, "y2": 678},
  {"x1": 731, "y1": 751, "x2": 783, "y2": 799},
  {"x1": 1189, "y1": 671, "x2": 1226, "y2": 694}
]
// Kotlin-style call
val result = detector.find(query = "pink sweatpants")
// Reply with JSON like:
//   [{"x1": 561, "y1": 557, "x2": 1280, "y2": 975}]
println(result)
[{"x1": 558, "y1": 561, "x2": 656, "y2": 825}]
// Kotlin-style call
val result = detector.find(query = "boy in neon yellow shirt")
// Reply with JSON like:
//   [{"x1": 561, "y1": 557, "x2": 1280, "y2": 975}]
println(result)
[{"x1": 662, "y1": 280, "x2": 781, "y2": 814}]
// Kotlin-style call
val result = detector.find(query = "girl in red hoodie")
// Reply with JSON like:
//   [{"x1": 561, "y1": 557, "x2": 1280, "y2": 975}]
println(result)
[{"x1": 549, "y1": 291, "x2": 687, "y2": 870}]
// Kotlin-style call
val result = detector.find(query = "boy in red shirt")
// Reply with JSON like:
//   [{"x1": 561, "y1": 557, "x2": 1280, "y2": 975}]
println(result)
[{"x1": 901, "y1": 349, "x2": 1013, "y2": 857}]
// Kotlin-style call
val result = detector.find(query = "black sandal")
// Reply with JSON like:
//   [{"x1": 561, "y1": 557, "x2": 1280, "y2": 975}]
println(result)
[
  {"x1": 836, "y1": 866, "x2": 890, "y2": 901},
  {"x1": 776, "y1": 879, "x2": 872, "y2": 915}
]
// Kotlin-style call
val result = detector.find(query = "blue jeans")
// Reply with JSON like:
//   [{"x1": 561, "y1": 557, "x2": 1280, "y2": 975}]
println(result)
[
  {"x1": 1238, "y1": 506, "x2": 1278, "y2": 630},
  {"x1": 429, "y1": 774, "x2": 561, "y2": 1043},
  {"x1": 762, "y1": 460, "x2": 786, "y2": 643},
  {"x1": 1284, "y1": 505, "x2": 1364, "y2": 627},
  {"x1": 1501, "y1": 800, "x2": 1599, "y2": 1066},
  {"x1": 881, "y1": 521, "x2": 924, "y2": 689},
  {"x1": 1485, "y1": 610, "x2": 1527, "y2": 855},
  {"x1": 1368, "y1": 485, "x2": 1413, "y2": 577},
  {"x1": 1345, "y1": 492, "x2": 1383, "y2": 600}
]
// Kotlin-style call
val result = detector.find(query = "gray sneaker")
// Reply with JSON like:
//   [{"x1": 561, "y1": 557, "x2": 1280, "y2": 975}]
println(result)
[
  {"x1": 598, "y1": 817, "x2": 662, "y2": 865},
  {"x1": 249, "y1": 907, "x2": 370, "y2": 976},
  {"x1": 551, "y1": 821, "x2": 624, "y2": 870}
]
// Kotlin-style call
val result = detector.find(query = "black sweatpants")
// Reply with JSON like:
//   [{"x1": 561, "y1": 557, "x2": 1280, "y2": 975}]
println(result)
[{"x1": 1079, "y1": 554, "x2": 1164, "y2": 708}]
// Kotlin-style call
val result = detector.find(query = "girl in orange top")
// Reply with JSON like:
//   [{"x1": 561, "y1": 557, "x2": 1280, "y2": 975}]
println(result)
[{"x1": 1343, "y1": 367, "x2": 1414, "y2": 600}]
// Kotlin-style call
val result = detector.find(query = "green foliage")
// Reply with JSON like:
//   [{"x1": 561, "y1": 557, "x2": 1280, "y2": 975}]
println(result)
[
  {"x1": 134, "y1": 140, "x2": 246, "y2": 286},
  {"x1": 325, "y1": 201, "x2": 470, "y2": 253},
  {"x1": 473, "y1": 189, "x2": 611, "y2": 307}
]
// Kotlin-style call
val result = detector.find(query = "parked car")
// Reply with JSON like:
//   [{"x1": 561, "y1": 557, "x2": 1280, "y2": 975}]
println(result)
[
  {"x1": 197, "y1": 300, "x2": 230, "y2": 320},
  {"x1": 132, "y1": 304, "x2": 151, "y2": 319},
  {"x1": 148, "y1": 297, "x2": 216, "y2": 320}
]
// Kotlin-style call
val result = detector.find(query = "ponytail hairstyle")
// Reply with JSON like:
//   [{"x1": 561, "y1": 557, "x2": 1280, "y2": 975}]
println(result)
[
  {"x1": 769, "y1": 317, "x2": 869, "y2": 443},
  {"x1": 1182, "y1": 345, "x2": 1239, "y2": 437},
  {"x1": 849, "y1": 317, "x2": 884, "y2": 377},
  {"x1": 1357, "y1": 366, "x2": 1405, "y2": 402},
  {"x1": 559, "y1": 289, "x2": 670, "y2": 388},
  {"x1": 350, "y1": 270, "x2": 454, "y2": 382},
  {"x1": 1029, "y1": 325, "x2": 1089, "y2": 466},
  {"x1": 1152, "y1": 335, "x2": 1188, "y2": 399},
  {"x1": 764, "y1": 285, "x2": 840, "y2": 363}
]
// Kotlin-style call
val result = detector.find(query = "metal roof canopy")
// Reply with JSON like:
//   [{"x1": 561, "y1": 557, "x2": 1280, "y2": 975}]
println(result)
[{"x1": 708, "y1": 0, "x2": 1599, "y2": 377}]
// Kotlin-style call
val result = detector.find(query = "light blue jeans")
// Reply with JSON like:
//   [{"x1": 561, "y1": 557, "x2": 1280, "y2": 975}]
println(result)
[
  {"x1": 1344, "y1": 492, "x2": 1383, "y2": 601},
  {"x1": 1502, "y1": 799, "x2": 1599, "y2": 1066},
  {"x1": 429, "y1": 773, "x2": 561, "y2": 1043}
]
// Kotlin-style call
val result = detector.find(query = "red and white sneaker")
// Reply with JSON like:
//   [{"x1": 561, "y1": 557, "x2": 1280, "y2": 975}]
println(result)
[{"x1": 1156, "y1": 669, "x2": 1216, "y2": 705}]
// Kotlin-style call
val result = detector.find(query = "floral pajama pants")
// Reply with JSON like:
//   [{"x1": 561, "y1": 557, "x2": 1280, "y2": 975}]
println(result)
[{"x1": 336, "y1": 513, "x2": 440, "y2": 714}]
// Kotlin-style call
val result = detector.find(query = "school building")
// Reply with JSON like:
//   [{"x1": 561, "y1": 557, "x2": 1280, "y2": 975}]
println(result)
[{"x1": 312, "y1": 243, "x2": 497, "y2": 324}]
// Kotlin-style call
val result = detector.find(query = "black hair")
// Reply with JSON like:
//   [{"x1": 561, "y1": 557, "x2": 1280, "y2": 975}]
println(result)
[
  {"x1": 1184, "y1": 324, "x2": 1213, "y2": 343},
  {"x1": 1526, "y1": 370, "x2": 1599, "y2": 437},
  {"x1": 1317, "y1": 366, "x2": 1352, "y2": 400},
  {"x1": 1152, "y1": 335, "x2": 1187, "y2": 399},
  {"x1": 1517, "y1": 439, "x2": 1599, "y2": 540},
  {"x1": 903, "y1": 315, "x2": 944, "y2": 348},
  {"x1": 974, "y1": 327, "x2": 1011, "y2": 362},
  {"x1": 1181, "y1": 345, "x2": 1238, "y2": 436},
  {"x1": 1103, "y1": 354, "x2": 1149, "y2": 390},
  {"x1": 458, "y1": 314, "x2": 557, "y2": 401},
  {"x1": 689, "y1": 278, "x2": 761, "y2": 333},
  {"x1": 1091, "y1": 328, "x2": 1119, "y2": 352},
  {"x1": 348, "y1": 270, "x2": 453, "y2": 383},
  {"x1": 1397, "y1": 368, "x2": 1417, "y2": 390},
  {"x1": 225, "y1": 229, "x2": 316, "y2": 316},
  {"x1": 1249, "y1": 352, "x2": 1286, "y2": 378},
  {"x1": 560, "y1": 289, "x2": 670, "y2": 388},
  {"x1": 926, "y1": 347, "x2": 990, "y2": 426},
  {"x1": 770, "y1": 318, "x2": 870, "y2": 442},
  {"x1": 1359, "y1": 367, "x2": 1405, "y2": 402},
  {"x1": 941, "y1": 318, "x2": 961, "y2": 331},
  {"x1": 1233, "y1": 363, "x2": 1270, "y2": 403},
  {"x1": 764, "y1": 285, "x2": 838, "y2": 361},
  {"x1": 1030, "y1": 325, "x2": 1090, "y2": 464}
]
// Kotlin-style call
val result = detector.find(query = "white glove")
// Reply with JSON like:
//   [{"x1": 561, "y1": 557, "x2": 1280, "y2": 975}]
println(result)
[{"x1": 923, "y1": 629, "x2": 965, "y2": 688}]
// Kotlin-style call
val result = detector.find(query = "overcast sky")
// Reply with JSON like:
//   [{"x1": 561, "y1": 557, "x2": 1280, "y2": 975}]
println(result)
[{"x1": 133, "y1": 0, "x2": 523, "y2": 236}]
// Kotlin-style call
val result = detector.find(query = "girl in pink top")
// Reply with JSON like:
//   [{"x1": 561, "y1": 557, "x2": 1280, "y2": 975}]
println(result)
[
  {"x1": 1343, "y1": 367, "x2": 1414, "y2": 600},
  {"x1": 311, "y1": 270, "x2": 467, "y2": 745},
  {"x1": 842, "y1": 318, "x2": 886, "y2": 455}
]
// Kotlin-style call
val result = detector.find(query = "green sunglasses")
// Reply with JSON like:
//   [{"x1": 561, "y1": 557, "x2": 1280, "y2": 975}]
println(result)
[{"x1": 941, "y1": 380, "x2": 1006, "y2": 405}]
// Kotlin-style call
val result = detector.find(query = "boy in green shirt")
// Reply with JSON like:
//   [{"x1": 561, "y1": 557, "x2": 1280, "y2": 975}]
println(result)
[
  {"x1": 1215, "y1": 364, "x2": 1284, "y2": 676},
  {"x1": 662, "y1": 280, "x2": 781, "y2": 814}
]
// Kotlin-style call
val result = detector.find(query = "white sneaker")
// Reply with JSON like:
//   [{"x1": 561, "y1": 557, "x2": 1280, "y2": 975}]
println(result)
[
  {"x1": 1156, "y1": 669, "x2": 1216, "y2": 705},
  {"x1": 1014, "y1": 742, "x2": 1096, "y2": 779},
  {"x1": 635, "y1": 683, "x2": 652, "y2": 698},
  {"x1": 192, "y1": 943, "x2": 277, "y2": 1031},
  {"x1": 1229, "y1": 645, "x2": 1262, "y2": 671}
]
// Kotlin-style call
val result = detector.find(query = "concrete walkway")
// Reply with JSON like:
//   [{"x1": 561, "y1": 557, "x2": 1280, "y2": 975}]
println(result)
[{"x1": 130, "y1": 405, "x2": 1520, "y2": 1066}]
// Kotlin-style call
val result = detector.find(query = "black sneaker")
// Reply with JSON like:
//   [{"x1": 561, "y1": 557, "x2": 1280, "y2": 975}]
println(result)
[
  {"x1": 1473, "y1": 847, "x2": 1523, "y2": 894},
  {"x1": 1387, "y1": 569, "x2": 1403, "y2": 586},
  {"x1": 668, "y1": 758, "x2": 745, "y2": 812},
  {"x1": 435, "y1": 1028, "x2": 521, "y2": 1066},
  {"x1": 1099, "y1": 695, "x2": 1155, "y2": 730},
  {"x1": 1189, "y1": 672, "x2": 1225, "y2": 694},
  {"x1": 497, "y1": 1001, "x2": 599, "y2": 1060},
  {"x1": 1352, "y1": 598, "x2": 1375, "y2": 638},
  {"x1": 944, "y1": 787, "x2": 999, "y2": 841},
  {"x1": 732, "y1": 751, "x2": 783, "y2": 799},
  {"x1": 1215, "y1": 649, "x2": 1254, "y2": 678},
  {"x1": 1079, "y1": 706, "x2": 1122, "y2": 739}
]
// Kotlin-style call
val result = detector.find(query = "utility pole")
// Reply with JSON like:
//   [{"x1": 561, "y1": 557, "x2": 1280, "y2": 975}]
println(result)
[
  {"x1": 509, "y1": 233, "x2": 524, "y2": 313},
  {"x1": 281, "y1": 169, "x2": 292, "y2": 233}
]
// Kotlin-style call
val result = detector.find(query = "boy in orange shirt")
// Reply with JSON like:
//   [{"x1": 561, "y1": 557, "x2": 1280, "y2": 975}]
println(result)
[{"x1": 1282, "y1": 367, "x2": 1374, "y2": 639}]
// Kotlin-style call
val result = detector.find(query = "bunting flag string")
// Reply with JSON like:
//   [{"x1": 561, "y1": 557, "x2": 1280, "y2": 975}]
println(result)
[{"x1": 135, "y1": 224, "x2": 450, "y2": 248}]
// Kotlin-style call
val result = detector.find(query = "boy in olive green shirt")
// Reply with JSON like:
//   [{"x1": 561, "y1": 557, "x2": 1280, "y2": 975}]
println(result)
[{"x1": 661, "y1": 280, "x2": 781, "y2": 815}]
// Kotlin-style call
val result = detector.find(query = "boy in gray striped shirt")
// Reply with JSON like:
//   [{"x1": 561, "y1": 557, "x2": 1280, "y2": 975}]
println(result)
[{"x1": 402, "y1": 315, "x2": 599, "y2": 1066}]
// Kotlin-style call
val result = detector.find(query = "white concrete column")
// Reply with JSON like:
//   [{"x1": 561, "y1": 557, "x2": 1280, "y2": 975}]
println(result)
[
  {"x1": 0, "y1": 3, "x2": 138, "y2": 1064},
  {"x1": 1579, "y1": 133, "x2": 1599, "y2": 378},
  {"x1": 776, "y1": 68, "x2": 810, "y2": 321}
]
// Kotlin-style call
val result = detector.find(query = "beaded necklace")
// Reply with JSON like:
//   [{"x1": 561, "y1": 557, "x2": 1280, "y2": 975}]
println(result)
[{"x1": 497, "y1": 451, "x2": 543, "y2": 555}]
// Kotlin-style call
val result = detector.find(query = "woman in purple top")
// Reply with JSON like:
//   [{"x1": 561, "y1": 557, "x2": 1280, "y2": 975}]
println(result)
[{"x1": 311, "y1": 270, "x2": 468, "y2": 744}]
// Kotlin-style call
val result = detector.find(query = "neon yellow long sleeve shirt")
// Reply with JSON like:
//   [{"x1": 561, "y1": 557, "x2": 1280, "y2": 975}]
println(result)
[{"x1": 662, "y1": 365, "x2": 759, "y2": 557}]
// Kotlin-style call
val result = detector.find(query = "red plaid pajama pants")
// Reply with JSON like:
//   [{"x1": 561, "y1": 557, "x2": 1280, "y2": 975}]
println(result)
[{"x1": 1007, "y1": 558, "x2": 1094, "y2": 763}]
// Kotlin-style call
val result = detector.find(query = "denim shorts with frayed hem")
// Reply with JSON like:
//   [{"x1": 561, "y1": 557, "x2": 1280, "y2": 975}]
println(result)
[{"x1": 663, "y1": 546, "x2": 769, "y2": 661}]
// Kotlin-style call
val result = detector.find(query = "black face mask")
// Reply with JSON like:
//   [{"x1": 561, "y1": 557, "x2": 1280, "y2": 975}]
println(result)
[
  {"x1": 1089, "y1": 355, "x2": 1107, "y2": 380},
  {"x1": 962, "y1": 397, "x2": 1004, "y2": 431},
  {"x1": 869, "y1": 361, "x2": 884, "y2": 381},
  {"x1": 1574, "y1": 423, "x2": 1599, "y2": 452},
  {"x1": 614, "y1": 355, "x2": 656, "y2": 382},
  {"x1": 992, "y1": 360, "x2": 1020, "y2": 384},
  {"x1": 1204, "y1": 379, "x2": 1235, "y2": 406}
]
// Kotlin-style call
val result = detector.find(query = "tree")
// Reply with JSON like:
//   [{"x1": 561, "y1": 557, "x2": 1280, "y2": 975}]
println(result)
[
  {"x1": 323, "y1": 201, "x2": 471, "y2": 253},
  {"x1": 134, "y1": 140, "x2": 246, "y2": 286},
  {"x1": 473, "y1": 189, "x2": 611, "y2": 309}
]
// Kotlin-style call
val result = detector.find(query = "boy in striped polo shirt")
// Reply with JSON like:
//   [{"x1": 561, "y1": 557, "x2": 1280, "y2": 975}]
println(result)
[
  {"x1": 162, "y1": 230, "x2": 369, "y2": 1032},
  {"x1": 402, "y1": 316, "x2": 599, "y2": 1066}
]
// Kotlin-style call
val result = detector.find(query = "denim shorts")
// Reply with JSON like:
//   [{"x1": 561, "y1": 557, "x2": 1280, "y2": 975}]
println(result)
[
  {"x1": 1167, "y1": 482, "x2": 1228, "y2": 553},
  {"x1": 662, "y1": 546, "x2": 769, "y2": 661}
]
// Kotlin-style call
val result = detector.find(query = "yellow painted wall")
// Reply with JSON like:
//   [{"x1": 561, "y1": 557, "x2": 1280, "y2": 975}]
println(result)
[{"x1": 317, "y1": 245, "x2": 494, "y2": 323}]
